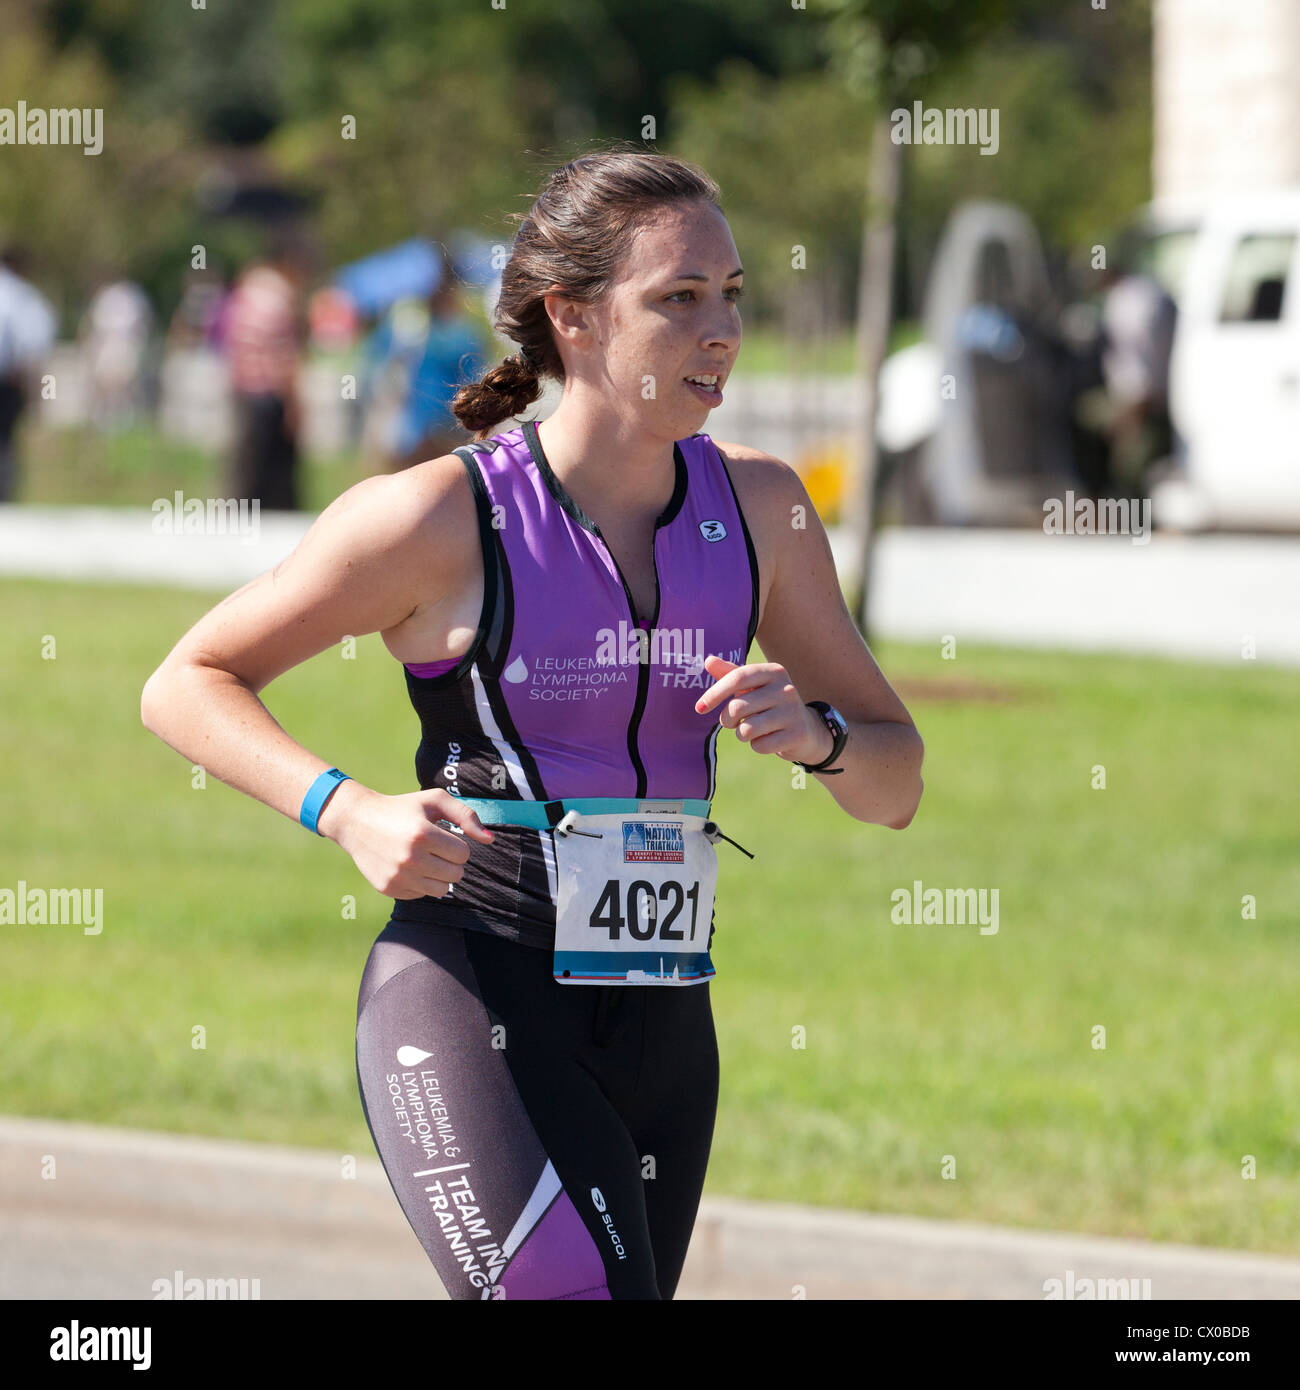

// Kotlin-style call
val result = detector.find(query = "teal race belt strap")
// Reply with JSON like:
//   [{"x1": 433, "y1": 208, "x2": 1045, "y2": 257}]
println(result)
[{"x1": 452, "y1": 796, "x2": 711, "y2": 829}]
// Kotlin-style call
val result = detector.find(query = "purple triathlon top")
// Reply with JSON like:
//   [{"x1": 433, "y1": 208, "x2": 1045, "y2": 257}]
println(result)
[{"x1": 392, "y1": 418, "x2": 758, "y2": 946}]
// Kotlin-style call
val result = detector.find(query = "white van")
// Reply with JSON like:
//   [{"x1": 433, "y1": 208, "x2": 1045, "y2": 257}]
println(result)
[{"x1": 1156, "y1": 188, "x2": 1300, "y2": 530}]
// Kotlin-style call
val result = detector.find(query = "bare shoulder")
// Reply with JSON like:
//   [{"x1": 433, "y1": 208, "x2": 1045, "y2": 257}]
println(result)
[
  {"x1": 332, "y1": 450, "x2": 475, "y2": 529},
  {"x1": 154, "y1": 450, "x2": 485, "y2": 697},
  {"x1": 708, "y1": 437, "x2": 811, "y2": 542},
  {"x1": 262, "y1": 449, "x2": 482, "y2": 632},
  {"x1": 394, "y1": 449, "x2": 481, "y2": 540},
  {"x1": 301, "y1": 450, "x2": 479, "y2": 572},
  {"x1": 710, "y1": 437, "x2": 793, "y2": 476}
]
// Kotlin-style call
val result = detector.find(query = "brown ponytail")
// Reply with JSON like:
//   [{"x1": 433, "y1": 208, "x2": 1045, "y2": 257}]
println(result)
[
  {"x1": 451, "y1": 351, "x2": 544, "y2": 439},
  {"x1": 451, "y1": 143, "x2": 722, "y2": 441}
]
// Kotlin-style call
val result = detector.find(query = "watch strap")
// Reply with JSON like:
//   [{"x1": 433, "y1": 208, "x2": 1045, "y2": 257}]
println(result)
[{"x1": 796, "y1": 701, "x2": 847, "y2": 774}]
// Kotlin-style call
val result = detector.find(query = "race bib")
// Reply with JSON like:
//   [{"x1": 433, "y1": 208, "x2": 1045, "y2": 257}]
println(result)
[{"x1": 552, "y1": 807, "x2": 717, "y2": 986}]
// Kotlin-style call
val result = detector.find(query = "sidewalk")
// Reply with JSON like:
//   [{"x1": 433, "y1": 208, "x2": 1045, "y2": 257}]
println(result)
[
  {"x1": 4, "y1": 503, "x2": 1299, "y2": 667},
  {"x1": 3, "y1": 1116, "x2": 1298, "y2": 1300}
]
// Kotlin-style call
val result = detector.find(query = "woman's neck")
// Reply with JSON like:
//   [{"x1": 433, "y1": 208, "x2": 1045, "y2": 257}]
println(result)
[{"x1": 535, "y1": 410, "x2": 677, "y2": 519}]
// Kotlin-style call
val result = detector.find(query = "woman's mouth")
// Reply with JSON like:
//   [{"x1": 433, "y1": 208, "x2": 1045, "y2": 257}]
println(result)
[{"x1": 684, "y1": 374, "x2": 722, "y2": 404}]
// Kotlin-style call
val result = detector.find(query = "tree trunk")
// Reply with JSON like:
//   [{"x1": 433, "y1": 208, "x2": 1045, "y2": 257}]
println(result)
[{"x1": 848, "y1": 110, "x2": 904, "y2": 636}]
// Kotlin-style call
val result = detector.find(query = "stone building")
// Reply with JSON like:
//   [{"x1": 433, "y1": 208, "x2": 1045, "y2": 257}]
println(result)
[{"x1": 1155, "y1": 0, "x2": 1300, "y2": 198}]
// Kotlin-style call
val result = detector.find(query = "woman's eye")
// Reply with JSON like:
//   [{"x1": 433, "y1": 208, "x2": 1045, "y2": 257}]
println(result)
[{"x1": 667, "y1": 287, "x2": 745, "y2": 303}]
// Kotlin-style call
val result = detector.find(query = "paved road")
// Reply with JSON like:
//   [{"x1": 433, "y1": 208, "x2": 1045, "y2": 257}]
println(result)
[
  {"x1": 4, "y1": 1117, "x2": 1299, "y2": 1301},
  {"x1": 4, "y1": 504, "x2": 1298, "y2": 667}
]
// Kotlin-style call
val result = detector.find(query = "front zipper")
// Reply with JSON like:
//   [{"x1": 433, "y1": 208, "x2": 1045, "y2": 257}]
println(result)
[
  {"x1": 589, "y1": 518, "x2": 662, "y2": 799},
  {"x1": 524, "y1": 422, "x2": 686, "y2": 801}
]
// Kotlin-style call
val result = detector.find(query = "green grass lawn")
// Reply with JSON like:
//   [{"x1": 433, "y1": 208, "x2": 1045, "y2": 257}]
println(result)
[
  {"x1": 2, "y1": 576, "x2": 1298, "y2": 1253},
  {"x1": 18, "y1": 423, "x2": 372, "y2": 512}
]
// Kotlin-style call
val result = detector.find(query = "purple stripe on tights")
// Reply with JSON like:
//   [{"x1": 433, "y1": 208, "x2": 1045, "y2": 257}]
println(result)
[{"x1": 498, "y1": 1190, "x2": 610, "y2": 1300}]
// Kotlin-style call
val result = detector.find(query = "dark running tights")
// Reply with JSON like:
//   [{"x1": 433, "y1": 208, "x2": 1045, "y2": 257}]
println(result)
[{"x1": 355, "y1": 920, "x2": 719, "y2": 1300}]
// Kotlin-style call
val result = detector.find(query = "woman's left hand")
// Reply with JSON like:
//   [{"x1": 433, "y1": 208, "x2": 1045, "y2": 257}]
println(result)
[{"x1": 694, "y1": 654, "x2": 832, "y2": 766}]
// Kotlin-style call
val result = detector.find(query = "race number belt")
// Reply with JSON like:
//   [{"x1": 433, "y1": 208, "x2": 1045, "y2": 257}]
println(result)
[{"x1": 449, "y1": 797, "x2": 753, "y2": 987}]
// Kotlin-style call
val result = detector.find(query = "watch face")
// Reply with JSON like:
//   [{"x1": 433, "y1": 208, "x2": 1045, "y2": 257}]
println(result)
[{"x1": 824, "y1": 705, "x2": 848, "y2": 736}]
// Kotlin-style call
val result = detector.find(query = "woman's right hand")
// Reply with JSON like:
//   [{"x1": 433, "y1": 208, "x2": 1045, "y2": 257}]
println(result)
[{"x1": 318, "y1": 782, "x2": 496, "y2": 900}]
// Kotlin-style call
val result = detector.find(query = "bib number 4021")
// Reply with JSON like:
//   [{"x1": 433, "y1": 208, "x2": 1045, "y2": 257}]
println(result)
[{"x1": 589, "y1": 878, "x2": 701, "y2": 942}]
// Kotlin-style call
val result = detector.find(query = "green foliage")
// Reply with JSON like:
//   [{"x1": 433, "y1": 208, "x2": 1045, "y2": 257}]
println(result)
[
  {"x1": 0, "y1": 25, "x2": 190, "y2": 324},
  {"x1": 902, "y1": 20, "x2": 1154, "y2": 268},
  {"x1": 814, "y1": 0, "x2": 1031, "y2": 98},
  {"x1": 670, "y1": 59, "x2": 876, "y2": 326},
  {"x1": 12, "y1": 0, "x2": 1155, "y2": 339}
]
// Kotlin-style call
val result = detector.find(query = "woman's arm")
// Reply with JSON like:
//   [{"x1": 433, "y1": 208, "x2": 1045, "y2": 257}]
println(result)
[
  {"x1": 139, "y1": 457, "x2": 495, "y2": 895},
  {"x1": 703, "y1": 442, "x2": 924, "y2": 829}
]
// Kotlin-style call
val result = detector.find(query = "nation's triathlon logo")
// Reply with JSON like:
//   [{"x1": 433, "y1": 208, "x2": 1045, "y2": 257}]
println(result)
[
  {"x1": 622, "y1": 821, "x2": 684, "y2": 863},
  {"x1": 699, "y1": 519, "x2": 727, "y2": 542}
]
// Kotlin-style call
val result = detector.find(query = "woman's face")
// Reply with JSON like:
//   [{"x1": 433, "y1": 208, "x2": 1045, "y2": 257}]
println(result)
[{"x1": 549, "y1": 199, "x2": 744, "y2": 440}]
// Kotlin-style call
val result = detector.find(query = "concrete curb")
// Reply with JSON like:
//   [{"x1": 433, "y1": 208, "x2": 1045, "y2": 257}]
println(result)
[
  {"x1": 0, "y1": 503, "x2": 311, "y2": 592},
  {"x1": 688, "y1": 1196, "x2": 1300, "y2": 1300},
  {"x1": 3, "y1": 1116, "x2": 1298, "y2": 1300}
]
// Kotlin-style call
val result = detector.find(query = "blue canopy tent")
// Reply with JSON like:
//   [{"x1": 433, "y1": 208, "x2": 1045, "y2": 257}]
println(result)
[{"x1": 334, "y1": 239, "x2": 444, "y2": 317}]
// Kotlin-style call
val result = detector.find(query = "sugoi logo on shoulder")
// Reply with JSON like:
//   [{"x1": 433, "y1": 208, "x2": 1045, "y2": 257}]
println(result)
[
  {"x1": 699, "y1": 519, "x2": 727, "y2": 542},
  {"x1": 622, "y1": 820, "x2": 684, "y2": 863}
]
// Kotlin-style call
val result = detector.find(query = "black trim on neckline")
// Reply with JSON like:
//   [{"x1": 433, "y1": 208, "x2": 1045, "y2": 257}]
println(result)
[
  {"x1": 522, "y1": 419, "x2": 597, "y2": 531},
  {"x1": 522, "y1": 418, "x2": 689, "y2": 534},
  {"x1": 661, "y1": 442, "x2": 689, "y2": 528}
]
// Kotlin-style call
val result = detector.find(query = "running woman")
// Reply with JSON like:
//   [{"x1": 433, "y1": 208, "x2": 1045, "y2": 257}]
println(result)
[{"x1": 140, "y1": 148, "x2": 924, "y2": 1300}]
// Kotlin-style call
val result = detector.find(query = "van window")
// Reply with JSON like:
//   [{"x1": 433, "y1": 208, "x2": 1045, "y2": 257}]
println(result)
[
  {"x1": 1136, "y1": 227, "x2": 1197, "y2": 305},
  {"x1": 1218, "y1": 234, "x2": 1294, "y2": 322}
]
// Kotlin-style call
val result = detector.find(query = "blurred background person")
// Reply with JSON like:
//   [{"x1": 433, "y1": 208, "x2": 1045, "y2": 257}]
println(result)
[
  {"x1": 359, "y1": 246, "x2": 486, "y2": 471},
  {"x1": 167, "y1": 266, "x2": 231, "y2": 352},
  {"x1": 1098, "y1": 259, "x2": 1178, "y2": 500},
  {"x1": 306, "y1": 284, "x2": 362, "y2": 457},
  {"x1": 79, "y1": 273, "x2": 155, "y2": 432},
  {"x1": 220, "y1": 234, "x2": 310, "y2": 510},
  {"x1": 1055, "y1": 288, "x2": 1112, "y2": 502},
  {"x1": 0, "y1": 243, "x2": 57, "y2": 503}
]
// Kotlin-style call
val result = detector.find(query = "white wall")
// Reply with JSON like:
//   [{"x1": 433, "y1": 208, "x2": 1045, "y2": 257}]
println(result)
[{"x1": 1155, "y1": 0, "x2": 1300, "y2": 199}]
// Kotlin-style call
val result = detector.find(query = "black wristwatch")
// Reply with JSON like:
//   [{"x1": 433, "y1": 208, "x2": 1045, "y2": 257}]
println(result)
[{"x1": 796, "y1": 701, "x2": 848, "y2": 774}]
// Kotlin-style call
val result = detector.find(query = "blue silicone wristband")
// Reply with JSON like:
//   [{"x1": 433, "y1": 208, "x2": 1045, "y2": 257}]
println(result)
[{"x1": 300, "y1": 768, "x2": 351, "y2": 834}]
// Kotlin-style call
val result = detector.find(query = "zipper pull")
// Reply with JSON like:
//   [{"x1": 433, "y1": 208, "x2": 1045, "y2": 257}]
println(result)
[{"x1": 703, "y1": 820, "x2": 754, "y2": 859}]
